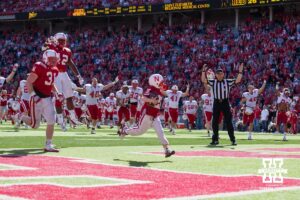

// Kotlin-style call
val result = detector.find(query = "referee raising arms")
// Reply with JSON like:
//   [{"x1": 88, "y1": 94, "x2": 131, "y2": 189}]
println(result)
[{"x1": 201, "y1": 63, "x2": 244, "y2": 146}]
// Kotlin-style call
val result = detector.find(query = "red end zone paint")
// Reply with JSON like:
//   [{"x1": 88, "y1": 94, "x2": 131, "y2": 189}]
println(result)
[
  {"x1": 0, "y1": 155, "x2": 300, "y2": 200},
  {"x1": 256, "y1": 148, "x2": 300, "y2": 153},
  {"x1": 147, "y1": 150, "x2": 300, "y2": 159}
]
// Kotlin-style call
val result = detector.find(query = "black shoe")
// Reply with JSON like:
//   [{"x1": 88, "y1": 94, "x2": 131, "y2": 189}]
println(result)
[
  {"x1": 231, "y1": 141, "x2": 237, "y2": 146},
  {"x1": 210, "y1": 141, "x2": 219, "y2": 146},
  {"x1": 165, "y1": 150, "x2": 175, "y2": 158}
]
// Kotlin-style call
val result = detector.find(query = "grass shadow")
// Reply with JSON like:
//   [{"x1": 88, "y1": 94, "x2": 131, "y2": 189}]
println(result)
[
  {"x1": 0, "y1": 148, "x2": 46, "y2": 157},
  {"x1": 113, "y1": 158, "x2": 172, "y2": 167}
]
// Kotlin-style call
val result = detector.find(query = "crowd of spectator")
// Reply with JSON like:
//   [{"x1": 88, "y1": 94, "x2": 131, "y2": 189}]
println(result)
[
  {"x1": 0, "y1": 0, "x2": 185, "y2": 14},
  {"x1": 0, "y1": 14, "x2": 300, "y2": 118}
]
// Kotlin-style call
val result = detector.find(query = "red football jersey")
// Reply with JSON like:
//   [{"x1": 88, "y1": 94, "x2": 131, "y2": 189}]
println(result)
[
  {"x1": 31, "y1": 62, "x2": 59, "y2": 97},
  {"x1": 142, "y1": 86, "x2": 163, "y2": 117},
  {"x1": 48, "y1": 44, "x2": 72, "y2": 72}
]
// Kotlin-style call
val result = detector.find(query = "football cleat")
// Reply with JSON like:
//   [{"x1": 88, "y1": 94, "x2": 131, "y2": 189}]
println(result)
[
  {"x1": 117, "y1": 124, "x2": 128, "y2": 139},
  {"x1": 165, "y1": 150, "x2": 175, "y2": 158},
  {"x1": 91, "y1": 128, "x2": 96, "y2": 134},
  {"x1": 283, "y1": 136, "x2": 288, "y2": 141},
  {"x1": 44, "y1": 145, "x2": 59, "y2": 152},
  {"x1": 210, "y1": 141, "x2": 219, "y2": 146}
]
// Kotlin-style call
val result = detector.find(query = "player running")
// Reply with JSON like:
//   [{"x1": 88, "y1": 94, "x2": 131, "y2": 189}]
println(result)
[
  {"x1": 16, "y1": 77, "x2": 31, "y2": 116},
  {"x1": 118, "y1": 74, "x2": 175, "y2": 158},
  {"x1": 241, "y1": 81, "x2": 266, "y2": 140},
  {"x1": 128, "y1": 80, "x2": 143, "y2": 125},
  {"x1": 201, "y1": 86, "x2": 214, "y2": 137},
  {"x1": 16, "y1": 49, "x2": 60, "y2": 152},
  {"x1": 276, "y1": 84, "x2": 292, "y2": 141},
  {"x1": 183, "y1": 96, "x2": 198, "y2": 132},
  {"x1": 105, "y1": 93, "x2": 117, "y2": 128},
  {"x1": 116, "y1": 85, "x2": 131, "y2": 129},
  {"x1": 0, "y1": 64, "x2": 19, "y2": 124}
]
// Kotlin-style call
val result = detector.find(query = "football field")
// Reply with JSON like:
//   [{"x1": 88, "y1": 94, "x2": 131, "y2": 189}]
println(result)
[{"x1": 0, "y1": 123, "x2": 300, "y2": 200}]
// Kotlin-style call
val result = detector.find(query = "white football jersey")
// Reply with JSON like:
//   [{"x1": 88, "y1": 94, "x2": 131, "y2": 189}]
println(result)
[
  {"x1": 116, "y1": 90, "x2": 130, "y2": 106},
  {"x1": 97, "y1": 98, "x2": 105, "y2": 109},
  {"x1": 201, "y1": 94, "x2": 213, "y2": 112},
  {"x1": 19, "y1": 80, "x2": 30, "y2": 101},
  {"x1": 0, "y1": 76, "x2": 5, "y2": 88},
  {"x1": 137, "y1": 97, "x2": 144, "y2": 111},
  {"x1": 129, "y1": 86, "x2": 143, "y2": 103},
  {"x1": 84, "y1": 84, "x2": 104, "y2": 105},
  {"x1": 163, "y1": 98, "x2": 169, "y2": 112},
  {"x1": 166, "y1": 90, "x2": 183, "y2": 109},
  {"x1": 105, "y1": 97, "x2": 117, "y2": 112},
  {"x1": 184, "y1": 100, "x2": 198, "y2": 114},
  {"x1": 242, "y1": 89, "x2": 258, "y2": 108},
  {"x1": 277, "y1": 93, "x2": 292, "y2": 105}
]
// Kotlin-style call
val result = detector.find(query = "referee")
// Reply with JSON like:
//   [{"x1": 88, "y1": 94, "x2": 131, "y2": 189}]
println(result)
[{"x1": 201, "y1": 63, "x2": 243, "y2": 146}]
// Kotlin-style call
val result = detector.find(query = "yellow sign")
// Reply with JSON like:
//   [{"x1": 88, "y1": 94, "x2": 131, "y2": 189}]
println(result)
[
  {"x1": 72, "y1": 9, "x2": 86, "y2": 16},
  {"x1": 28, "y1": 12, "x2": 37, "y2": 19}
]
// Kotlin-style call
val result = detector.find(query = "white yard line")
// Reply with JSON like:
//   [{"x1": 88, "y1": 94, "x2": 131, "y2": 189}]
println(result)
[{"x1": 159, "y1": 186, "x2": 300, "y2": 200}]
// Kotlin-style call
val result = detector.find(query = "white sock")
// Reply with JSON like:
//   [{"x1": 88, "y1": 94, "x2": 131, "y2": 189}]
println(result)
[
  {"x1": 57, "y1": 114, "x2": 64, "y2": 125},
  {"x1": 69, "y1": 110, "x2": 77, "y2": 121},
  {"x1": 46, "y1": 140, "x2": 52, "y2": 146}
]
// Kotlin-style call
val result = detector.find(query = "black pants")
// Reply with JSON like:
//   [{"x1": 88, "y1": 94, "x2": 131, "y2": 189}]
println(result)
[{"x1": 212, "y1": 99, "x2": 235, "y2": 142}]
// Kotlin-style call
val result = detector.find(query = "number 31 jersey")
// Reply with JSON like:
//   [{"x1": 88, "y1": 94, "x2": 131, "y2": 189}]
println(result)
[{"x1": 31, "y1": 62, "x2": 59, "y2": 97}]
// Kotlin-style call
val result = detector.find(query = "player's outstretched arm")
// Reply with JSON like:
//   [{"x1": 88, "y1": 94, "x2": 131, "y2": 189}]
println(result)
[
  {"x1": 275, "y1": 82, "x2": 280, "y2": 96},
  {"x1": 67, "y1": 59, "x2": 84, "y2": 85},
  {"x1": 16, "y1": 86, "x2": 22, "y2": 99},
  {"x1": 235, "y1": 63, "x2": 243, "y2": 84},
  {"x1": 141, "y1": 96, "x2": 159, "y2": 105},
  {"x1": 103, "y1": 76, "x2": 119, "y2": 91},
  {"x1": 201, "y1": 64, "x2": 208, "y2": 84},
  {"x1": 182, "y1": 84, "x2": 190, "y2": 97},
  {"x1": 258, "y1": 80, "x2": 267, "y2": 94},
  {"x1": 75, "y1": 87, "x2": 86, "y2": 94},
  {"x1": 5, "y1": 64, "x2": 19, "y2": 83}
]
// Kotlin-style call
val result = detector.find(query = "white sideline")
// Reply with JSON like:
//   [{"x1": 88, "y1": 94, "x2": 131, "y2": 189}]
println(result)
[
  {"x1": 159, "y1": 186, "x2": 300, "y2": 200},
  {"x1": 0, "y1": 195, "x2": 29, "y2": 200}
]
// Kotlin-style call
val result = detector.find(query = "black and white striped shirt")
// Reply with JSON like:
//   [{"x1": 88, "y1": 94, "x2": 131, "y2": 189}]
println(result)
[{"x1": 208, "y1": 79, "x2": 235, "y2": 100}]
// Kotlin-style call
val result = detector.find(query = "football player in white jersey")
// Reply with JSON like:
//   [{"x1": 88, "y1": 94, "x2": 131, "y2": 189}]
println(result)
[
  {"x1": 160, "y1": 84, "x2": 189, "y2": 135},
  {"x1": 162, "y1": 97, "x2": 170, "y2": 129},
  {"x1": 201, "y1": 86, "x2": 214, "y2": 136},
  {"x1": 0, "y1": 64, "x2": 18, "y2": 91},
  {"x1": 97, "y1": 97, "x2": 105, "y2": 128},
  {"x1": 76, "y1": 77, "x2": 118, "y2": 134},
  {"x1": 128, "y1": 80, "x2": 143, "y2": 125},
  {"x1": 105, "y1": 93, "x2": 117, "y2": 128},
  {"x1": 241, "y1": 81, "x2": 266, "y2": 140},
  {"x1": 0, "y1": 64, "x2": 18, "y2": 123},
  {"x1": 116, "y1": 85, "x2": 131, "y2": 129},
  {"x1": 183, "y1": 96, "x2": 198, "y2": 132},
  {"x1": 16, "y1": 78, "x2": 31, "y2": 116},
  {"x1": 275, "y1": 84, "x2": 292, "y2": 141}
]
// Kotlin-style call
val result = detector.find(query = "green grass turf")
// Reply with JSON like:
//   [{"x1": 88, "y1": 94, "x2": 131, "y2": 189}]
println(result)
[{"x1": 0, "y1": 122, "x2": 300, "y2": 199}]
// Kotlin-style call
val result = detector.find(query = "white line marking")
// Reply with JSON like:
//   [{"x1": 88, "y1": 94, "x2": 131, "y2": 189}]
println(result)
[
  {"x1": 0, "y1": 175, "x2": 151, "y2": 188},
  {"x1": 0, "y1": 194, "x2": 29, "y2": 200},
  {"x1": 159, "y1": 186, "x2": 300, "y2": 200},
  {"x1": 0, "y1": 164, "x2": 37, "y2": 171}
]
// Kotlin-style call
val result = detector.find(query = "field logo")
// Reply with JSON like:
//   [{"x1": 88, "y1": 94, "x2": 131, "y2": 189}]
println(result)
[{"x1": 258, "y1": 158, "x2": 288, "y2": 183}]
